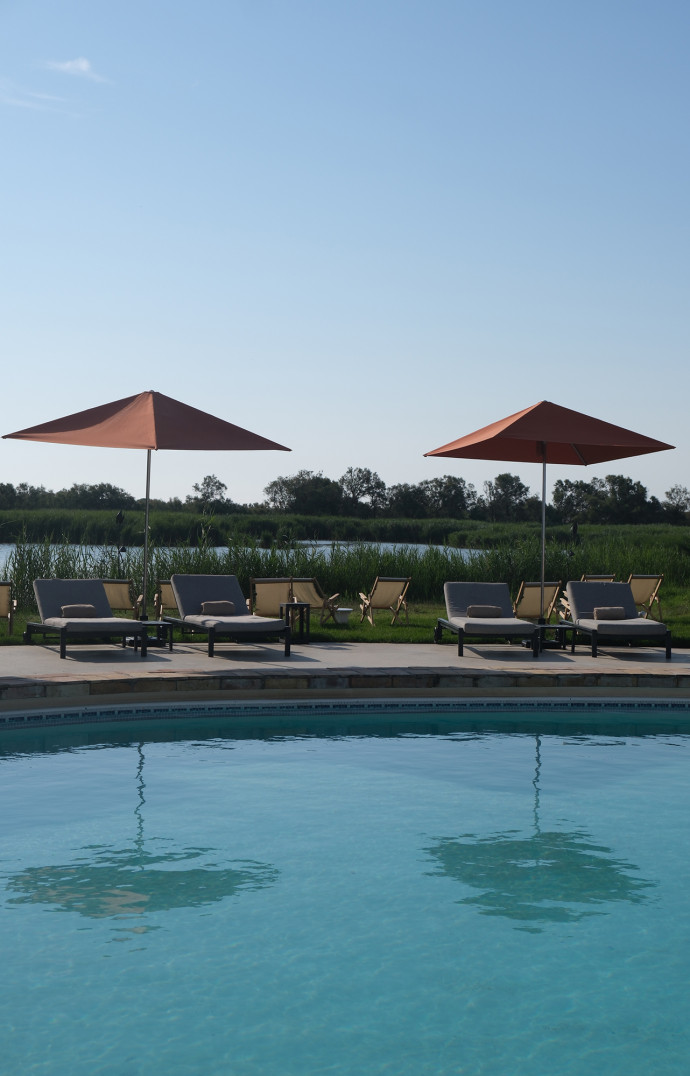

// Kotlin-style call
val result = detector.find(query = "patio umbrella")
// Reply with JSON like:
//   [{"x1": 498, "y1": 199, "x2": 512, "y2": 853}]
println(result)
[
  {"x1": 3, "y1": 390, "x2": 290, "y2": 616},
  {"x1": 424, "y1": 400, "x2": 674, "y2": 618}
]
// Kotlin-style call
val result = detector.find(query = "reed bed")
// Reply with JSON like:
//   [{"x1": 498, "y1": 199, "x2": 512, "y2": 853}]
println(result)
[{"x1": 4, "y1": 530, "x2": 689, "y2": 613}]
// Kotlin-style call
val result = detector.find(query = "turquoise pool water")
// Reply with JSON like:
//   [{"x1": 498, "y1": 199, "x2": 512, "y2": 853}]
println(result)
[{"x1": 1, "y1": 707, "x2": 689, "y2": 1075}]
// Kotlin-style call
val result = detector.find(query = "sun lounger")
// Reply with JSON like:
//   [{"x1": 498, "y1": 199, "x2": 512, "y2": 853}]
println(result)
[
  {"x1": 291, "y1": 577, "x2": 340, "y2": 625},
  {"x1": 565, "y1": 580, "x2": 671, "y2": 659},
  {"x1": 559, "y1": 573, "x2": 616, "y2": 619},
  {"x1": 359, "y1": 576, "x2": 410, "y2": 626},
  {"x1": 25, "y1": 579, "x2": 151, "y2": 659},
  {"x1": 167, "y1": 574, "x2": 291, "y2": 657},
  {"x1": 249, "y1": 578, "x2": 292, "y2": 617},
  {"x1": 0, "y1": 581, "x2": 17, "y2": 634},
  {"x1": 513, "y1": 581, "x2": 562, "y2": 622},
  {"x1": 434, "y1": 582, "x2": 540, "y2": 657},
  {"x1": 626, "y1": 574, "x2": 663, "y2": 620}
]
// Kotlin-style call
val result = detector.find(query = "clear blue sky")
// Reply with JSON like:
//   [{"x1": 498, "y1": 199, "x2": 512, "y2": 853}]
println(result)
[{"x1": 2, "y1": 0, "x2": 687, "y2": 506}]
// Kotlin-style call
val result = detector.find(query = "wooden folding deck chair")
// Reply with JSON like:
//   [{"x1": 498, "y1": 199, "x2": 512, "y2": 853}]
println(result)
[
  {"x1": 513, "y1": 581, "x2": 562, "y2": 622},
  {"x1": 627, "y1": 574, "x2": 663, "y2": 620},
  {"x1": 249, "y1": 578, "x2": 292, "y2": 617},
  {"x1": 0, "y1": 581, "x2": 17, "y2": 634},
  {"x1": 101, "y1": 579, "x2": 142, "y2": 619},
  {"x1": 291, "y1": 577, "x2": 340, "y2": 625},
  {"x1": 153, "y1": 580, "x2": 179, "y2": 620},
  {"x1": 359, "y1": 576, "x2": 411, "y2": 626}
]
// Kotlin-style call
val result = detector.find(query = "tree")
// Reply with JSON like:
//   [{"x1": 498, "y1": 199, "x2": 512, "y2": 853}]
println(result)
[
  {"x1": 338, "y1": 467, "x2": 387, "y2": 513},
  {"x1": 482, "y1": 473, "x2": 530, "y2": 522},
  {"x1": 551, "y1": 479, "x2": 603, "y2": 522},
  {"x1": 386, "y1": 483, "x2": 429, "y2": 518},
  {"x1": 663, "y1": 485, "x2": 690, "y2": 523},
  {"x1": 419, "y1": 475, "x2": 477, "y2": 517},
  {"x1": 263, "y1": 470, "x2": 344, "y2": 515},
  {"x1": 53, "y1": 483, "x2": 137, "y2": 510},
  {"x1": 187, "y1": 475, "x2": 228, "y2": 512},
  {"x1": 14, "y1": 483, "x2": 51, "y2": 508},
  {"x1": 263, "y1": 475, "x2": 293, "y2": 511},
  {"x1": 0, "y1": 483, "x2": 17, "y2": 509},
  {"x1": 290, "y1": 472, "x2": 344, "y2": 515}
]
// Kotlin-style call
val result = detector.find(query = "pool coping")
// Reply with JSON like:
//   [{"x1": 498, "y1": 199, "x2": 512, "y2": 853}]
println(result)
[{"x1": 2, "y1": 639, "x2": 690, "y2": 728}]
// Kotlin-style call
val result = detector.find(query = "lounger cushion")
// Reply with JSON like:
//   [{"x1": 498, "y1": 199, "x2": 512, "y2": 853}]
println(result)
[
  {"x1": 201, "y1": 600, "x2": 235, "y2": 615},
  {"x1": 61, "y1": 603, "x2": 98, "y2": 618},
  {"x1": 593, "y1": 606, "x2": 626, "y2": 620},
  {"x1": 467, "y1": 604, "x2": 502, "y2": 618}
]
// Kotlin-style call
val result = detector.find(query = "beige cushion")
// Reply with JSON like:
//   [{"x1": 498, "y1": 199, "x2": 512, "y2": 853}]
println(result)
[
  {"x1": 61, "y1": 603, "x2": 98, "y2": 617},
  {"x1": 467, "y1": 604, "x2": 503, "y2": 618},
  {"x1": 200, "y1": 600, "x2": 235, "y2": 615},
  {"x1": 593, "y1": 606, "x2": 626, "y2": 620}
]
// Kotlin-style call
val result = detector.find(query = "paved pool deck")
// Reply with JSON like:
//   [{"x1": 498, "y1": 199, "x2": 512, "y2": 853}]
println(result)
[{"x1": 1, "y1": 635, "x2": 689, "y2": 723}]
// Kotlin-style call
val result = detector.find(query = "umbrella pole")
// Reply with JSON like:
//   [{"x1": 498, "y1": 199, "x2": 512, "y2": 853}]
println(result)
[
  {"x1": 142, "y1": 449, "x2": 151, "y2": 619},
  {"x1": 540, "y1": 450, "x2": 546, "y2": 621}
]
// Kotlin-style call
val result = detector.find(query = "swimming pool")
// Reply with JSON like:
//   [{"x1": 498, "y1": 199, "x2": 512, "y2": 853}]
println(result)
[{"x1": 1, "y1": 701, "x2": 689, "y2": 1075}]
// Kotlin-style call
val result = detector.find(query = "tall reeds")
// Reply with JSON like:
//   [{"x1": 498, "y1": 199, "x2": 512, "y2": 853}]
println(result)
[{"x1": 4, "y1": 530, "x2": 689, "y2": 612}]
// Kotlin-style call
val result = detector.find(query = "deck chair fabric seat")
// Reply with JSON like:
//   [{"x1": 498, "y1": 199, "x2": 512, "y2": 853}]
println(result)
[
  {"x1": 359, "y1": 576, "x2": 411, "y2": 626},
  {"x1": 513, "y1": 581, "x2": 562, "y2": 622},
  {"x1": 26, "y1": 579, "x2": 150, "y2": 659},
  {"x1": 101, "y1": 579, "x2": 142, "y2": 619},
  {"x1": 168, "y1": 574, "x2": 291, "y2": 657},
  {"x1": 435, "y1": 582, "x2": 540, "y2": 657},
  {"x1": 291, "y1": 578, "x2": 340, "y2": 624},
  {"x1": 565, "y1": 581, "x2": 671, "y2": 659},
  {"x1": 249, "y1": 578, "x2": 292, "y2": 617},
  {"x1": 154, "y1": 580, "x2": 178, "y2": 620},
  {"x1": 626, "y1": 574, "x2": 663, "y2": 620},
  {"x1": 0, "y1": 581, "x2": 17, "y2": 634}
]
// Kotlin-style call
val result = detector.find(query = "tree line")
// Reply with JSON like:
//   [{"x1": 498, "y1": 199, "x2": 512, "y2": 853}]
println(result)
[{"x1": 1, "y1": 468, "x2": 688, "y2": 525}]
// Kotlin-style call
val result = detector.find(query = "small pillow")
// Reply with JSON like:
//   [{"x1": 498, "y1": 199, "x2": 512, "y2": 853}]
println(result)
[
  {"x1": 467, "y1": 604, "x2": 503, "y2": 618},
  {"x1": 593, "y1": 606, "x2": 626, "y2": 620},
  {"x1": 200, "y1": 600, "x2": 235, "y2": 616},
  {"x1": 61, "y1": 603, "x2": 98, "y2": 618}
]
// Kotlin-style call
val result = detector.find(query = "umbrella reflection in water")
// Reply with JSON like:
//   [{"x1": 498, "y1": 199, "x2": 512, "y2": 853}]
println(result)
[
  {"x1": 6, "y1": 744, "x2": 279, "y2": 925},
  {"x1": 424, "y1": 737, "x2": 656, "y2": 932}
]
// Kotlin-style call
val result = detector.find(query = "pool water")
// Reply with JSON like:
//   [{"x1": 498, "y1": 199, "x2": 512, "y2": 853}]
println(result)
[{"x1": 1, "y1": 712, "x2": 689, "y2": 1075}]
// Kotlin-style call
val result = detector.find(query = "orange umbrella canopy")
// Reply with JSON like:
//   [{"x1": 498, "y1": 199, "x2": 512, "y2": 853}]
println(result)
[
  {"x1": 424, "y1": 400, "x2": 673, "y2": 466},
  {"x1": 3, "y1": 390, "x2": 291, "y2": 453}
]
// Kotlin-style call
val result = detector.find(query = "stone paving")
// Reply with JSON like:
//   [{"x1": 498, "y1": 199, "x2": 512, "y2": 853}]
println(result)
[{"x1": 1, "y1": 635, "x2": 689, "y2": 720}]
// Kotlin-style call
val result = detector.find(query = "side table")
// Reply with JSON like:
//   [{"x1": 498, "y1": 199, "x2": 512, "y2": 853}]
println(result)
[{"x1": 280, "y1": 602, "x2": 310, "y2": 642}]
